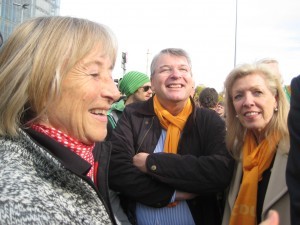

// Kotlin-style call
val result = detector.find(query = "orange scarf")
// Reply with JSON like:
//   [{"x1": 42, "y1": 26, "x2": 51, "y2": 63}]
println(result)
[
  {"x1": 153, "y1": 96, "x2": 192, "y2": 154},
  {"x1": 229, "y1": 131, "x2": 281, "y2": 225}
]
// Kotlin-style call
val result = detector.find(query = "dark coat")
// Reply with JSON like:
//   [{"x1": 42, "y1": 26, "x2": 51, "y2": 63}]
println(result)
[
  {"x1": 109, "y1": 97, "x2": 234, "y2": 225},
  {"x1": 286, "y1": 75, "x2": 300, "y2": 225}
]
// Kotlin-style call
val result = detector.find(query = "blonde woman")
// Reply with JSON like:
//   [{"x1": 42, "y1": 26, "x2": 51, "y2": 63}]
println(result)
[
  {"x1": 222, "y1": 63, "x2": 290, "y2": 225},
  {"x1": 0, "y1": 16, "x2": 121, "y2": 224}
]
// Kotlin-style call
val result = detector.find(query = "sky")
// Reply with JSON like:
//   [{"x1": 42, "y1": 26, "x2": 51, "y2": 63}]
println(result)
[{"x1": 60, "y1": 0, "x2": 300, "y2": 92}]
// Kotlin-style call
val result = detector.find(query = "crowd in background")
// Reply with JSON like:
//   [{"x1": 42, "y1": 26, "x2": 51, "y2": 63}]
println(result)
[{"x1": 0, "y1": 16, "x2": 299, "y2": 225}]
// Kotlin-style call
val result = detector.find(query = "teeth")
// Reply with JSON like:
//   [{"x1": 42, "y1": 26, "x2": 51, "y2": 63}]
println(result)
[
  {"x1": 90, "y1": 109, "x2": 106, "y2": 115},
  {"x1": 245, "y1": 112, "x2": 259, "y2": 116},
  {"x1": 168, "y1": 84, "x2": 182, "y2": 88}
]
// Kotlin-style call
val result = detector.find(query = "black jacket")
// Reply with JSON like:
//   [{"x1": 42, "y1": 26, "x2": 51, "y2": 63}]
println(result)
[
  {"x1": 109, "y1": 97, "x2": 234, "y2": 225},
  {"x1": 286, "y1": 75, "x2": 300, "y2": 225}
]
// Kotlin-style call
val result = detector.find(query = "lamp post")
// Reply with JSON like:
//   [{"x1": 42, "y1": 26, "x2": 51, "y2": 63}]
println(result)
[
  {"x1": 234, "y1": 0, "x2": 238, "y2": 67},
  {"x1": 13, "y1": 3, "x2": 30, "y2": 23},
  {"x1": 121, "y1": 52, "x2": 127, "y2": 75},
  {"x1": 146, "y1": 49, "x2": 151, "y2": 75}
]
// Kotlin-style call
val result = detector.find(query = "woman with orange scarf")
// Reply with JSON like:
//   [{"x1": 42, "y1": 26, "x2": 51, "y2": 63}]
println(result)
[{"x1": 221, "y1": 62, "x2": 290, "y2": 225}]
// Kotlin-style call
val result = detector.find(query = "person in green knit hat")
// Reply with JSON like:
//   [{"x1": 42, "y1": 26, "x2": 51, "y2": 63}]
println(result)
[{"x1": 107, "y1": 71, "x2": 152, "y2": 135}]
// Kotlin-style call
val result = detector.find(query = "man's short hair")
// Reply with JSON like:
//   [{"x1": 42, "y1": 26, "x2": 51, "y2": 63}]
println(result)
[{"x1": 198, "y1": 87, "x2": 218, "y2": 108}]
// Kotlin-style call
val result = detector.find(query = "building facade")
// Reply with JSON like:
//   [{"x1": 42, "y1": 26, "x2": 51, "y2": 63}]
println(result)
[{"x1": 0, "y1": 0, "x2": 60, "y2": 41}]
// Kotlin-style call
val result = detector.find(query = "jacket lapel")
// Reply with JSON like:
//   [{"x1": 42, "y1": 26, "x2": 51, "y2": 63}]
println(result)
[
  {"x1": 227, "y1": 160, "x2": 243, "y2": 210},
  {"x1": 262, "y1": 139, "x2": 289, "y2": 215}
]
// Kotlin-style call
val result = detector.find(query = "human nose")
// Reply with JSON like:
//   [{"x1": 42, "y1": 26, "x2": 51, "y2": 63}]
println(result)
[
  {"x1": 103, "y1": 78, "x2": 120, "y2": 104},
  {"x1": 170, "y1": 68, "x2": 182, "y2": 79},
  {"x1": 242, "y1": 93, "x2": 255, "y2": 107},
  {"x1": 147, "y1": 88, "x2": 153, "y2": 94}
]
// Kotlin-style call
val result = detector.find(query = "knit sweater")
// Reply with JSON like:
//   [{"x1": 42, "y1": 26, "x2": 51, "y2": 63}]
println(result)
[{"x1": 0, "y1": 129, "x2": 112, "y2": 225}]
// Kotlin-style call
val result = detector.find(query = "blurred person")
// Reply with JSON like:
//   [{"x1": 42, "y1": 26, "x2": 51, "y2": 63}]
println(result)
[
  {"x1": 190, "y1": 79, "x2": 196, "y2": 97},
  {"x1": 222, "y1": 63, "x2": 290, "y2": 225},
  {"x1": 216, "y1": 101, "x2": 225, "y2": 118},
  {"x1": 258, "y1": 58, "x2": 291, "y2": 102},
  {"x1": 107, "y1": 70, "x2": 152, "y2": 224},
  {"x1": 107, "y1": 71, "x2": 152, "y2": 131},
  {"x1": 198, "y1": 87, "x2": 219, "y2": 109},
  {"x1": 286, "y1": 74, "x2": 300, "y2": 225},
  {"x1": 0, "y1": 16, "x2": 121, "y2": 224},
  {"x1": 257, "y1": 58, "x2": 281, "y2": 76},
  {"x1": 199, "y1": 87, "x2": 224, "y2": 118},
  {"x1": 109, "y1": 48, "x2": 234, "y2": 225}
]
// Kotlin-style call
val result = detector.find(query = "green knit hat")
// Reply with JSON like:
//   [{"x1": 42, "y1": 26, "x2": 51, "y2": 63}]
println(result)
[{"x1": 119, "y1": 71, "x2": 150, "y2": 97}]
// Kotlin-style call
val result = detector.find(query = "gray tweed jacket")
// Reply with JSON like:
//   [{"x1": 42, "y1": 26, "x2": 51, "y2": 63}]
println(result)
[{"x1": 0, "y1": 128, "x2": 114, "y2": 225}]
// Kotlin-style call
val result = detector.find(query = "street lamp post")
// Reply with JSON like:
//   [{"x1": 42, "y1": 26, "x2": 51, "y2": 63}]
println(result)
[
  {"x1": 146, "y1": 49, "x2": 151, "y2": 75},
  {"x1": 234, "y1": 0, "x2": 238, "y2": 67}
]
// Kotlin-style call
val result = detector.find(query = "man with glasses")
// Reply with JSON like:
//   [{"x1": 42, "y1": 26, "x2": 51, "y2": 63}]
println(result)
[
  {"x1": 107, "y1": 71, "x2": 152, "y2": 136},
  {"x1": 109, "y1": 48, "x2": 234, "y2": 225},
  {"x1": 106, "y1": 70, "x2": 152, "y2": 225}
]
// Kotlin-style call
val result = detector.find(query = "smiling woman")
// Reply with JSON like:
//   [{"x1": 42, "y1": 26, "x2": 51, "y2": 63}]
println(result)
[
  {"x1": 0, "y1": 16, "x2": 121, "y2": 224},
  {"x1": 222, "y1": 62, "x2": 291, "y2": 225}
]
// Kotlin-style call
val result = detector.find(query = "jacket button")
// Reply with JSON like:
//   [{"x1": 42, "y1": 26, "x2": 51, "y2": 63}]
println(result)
[{"x1": 150, "y1": 165, "x2": 157, "y2": 171}]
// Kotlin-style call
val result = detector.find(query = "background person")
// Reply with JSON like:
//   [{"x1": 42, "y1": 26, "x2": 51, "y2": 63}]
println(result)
[
  {"x1": 286, "y1": 74, "x2": 300, "y2": 225},
  {"x1": 199, "y1": 87, "x2": 224, "y2": 118},
  {"x1": 222, "y1": 63, "x2": 290, "y2": 225},
  {"x1": 216, "y1": 100, "x2": 225, "y2": 119},
  {"x1": 198, "y1": 87, "x2": 219, "y2": 109},
  {"x1": 109, "y1": 48, "x2": 234, "y2": 225},
  {"x1": 258, "y1": 58, "x2": 291, "y2": 102},
  {"x1": 107, "y1": 70, "x2": 152, "y2": 224},
  {"x1": 107, "y1": 70, "x2": 152, "y2": 132},
  {"x1": 0, "y1": 16, "x2": 120, "y2": 224}
]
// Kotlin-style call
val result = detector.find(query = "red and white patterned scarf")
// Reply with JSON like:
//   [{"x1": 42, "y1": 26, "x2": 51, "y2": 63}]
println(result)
[{"x1": 31, "y1": 124, "x2": 95, "y2": 178}]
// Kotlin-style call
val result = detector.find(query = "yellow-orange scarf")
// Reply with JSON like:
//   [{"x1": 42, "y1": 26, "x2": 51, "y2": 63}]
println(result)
[
  {"x1": 153, "y1": 96, "x2": 192, "y2": 154},
  {"x1": 229, "y1": 131, "x2": 281, "y2": 225}
]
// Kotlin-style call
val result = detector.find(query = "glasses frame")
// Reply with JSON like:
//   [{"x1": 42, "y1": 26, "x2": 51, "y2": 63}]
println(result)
[{"x1": 140, "y1": 85, "x2": 152, "y2": 92}]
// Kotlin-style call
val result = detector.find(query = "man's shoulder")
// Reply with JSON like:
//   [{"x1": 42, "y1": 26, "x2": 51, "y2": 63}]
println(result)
[
  {"x1": 125, "y1": 99, "x2": 154, "y2": 115},
  {"x1": 194, "y1": 107, "x2": 225, "y2": 125},
  {"x1": 291, "y1": 75, "x2": 300, "y2": 90}
]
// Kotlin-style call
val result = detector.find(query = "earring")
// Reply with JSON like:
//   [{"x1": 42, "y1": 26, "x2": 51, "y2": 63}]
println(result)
[
  {"x1": 235, "y1": 114, "x2": 239, "y2": 118},
  {"x1": 274, "y1": 107, "x2": 278, "y2": 112}
]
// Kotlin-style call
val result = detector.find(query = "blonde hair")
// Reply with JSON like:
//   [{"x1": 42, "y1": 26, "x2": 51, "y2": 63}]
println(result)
[
  {"x1": 224, "y1": 63, "x2": 289, "y2": 159},
  {"x1": 0, "y1": 16, "x2": 118, "y2": 137}
]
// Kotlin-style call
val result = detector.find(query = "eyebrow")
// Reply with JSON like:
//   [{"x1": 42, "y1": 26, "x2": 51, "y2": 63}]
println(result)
[
  {"x1": 159, "y1": 64, "x2": 189, "y2": 69},
  {"x1": 85, "y1": 58, "x2": 114, "y2": 70}
]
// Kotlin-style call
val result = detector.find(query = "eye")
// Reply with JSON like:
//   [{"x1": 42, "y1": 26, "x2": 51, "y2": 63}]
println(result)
[
  {"x1": 253, "y1": 90, "x2": 263, "y2": 96},
  {"x1": 233, "y1": 94, "x2": 242, "y2": 101},
  {"x1": 160, "y1": 68, "x2": 171, "y2": 73},
  {"x1": 179, "y1": 67, "x2": 189, "y2": 72},
  {"x1": 90, "y1": 73, "x2": 99, "y2": 77}
]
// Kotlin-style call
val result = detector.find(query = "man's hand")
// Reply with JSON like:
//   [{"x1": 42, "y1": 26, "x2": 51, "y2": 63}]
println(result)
[
  {"x1": 133, "y1": 152, "x2": 149, "y2": 173},
  {"x1": 175, "y1": 191, "x2": 198, "y2": 201}
]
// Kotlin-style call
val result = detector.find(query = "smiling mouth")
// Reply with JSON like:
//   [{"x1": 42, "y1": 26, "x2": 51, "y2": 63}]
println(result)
[
  {"x1": 89, "y1": 109, "x2": 107, "y2": 116},
  {"x1": 167, "y1": 84, "x2": 183, "y2": 88},
  {"x1": 244, "y1": 111, "x2": 260, "y2": 116}
]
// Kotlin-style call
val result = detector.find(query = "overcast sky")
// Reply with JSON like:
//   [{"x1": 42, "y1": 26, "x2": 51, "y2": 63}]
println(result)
[{"x1": 60, "y1": 0, "x2": 300, "y2": 92}]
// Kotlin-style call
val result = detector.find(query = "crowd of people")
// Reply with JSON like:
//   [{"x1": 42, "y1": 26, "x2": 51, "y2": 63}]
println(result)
[{"x1": 0, "y1": 16, "x2": 299, "y2": 225}]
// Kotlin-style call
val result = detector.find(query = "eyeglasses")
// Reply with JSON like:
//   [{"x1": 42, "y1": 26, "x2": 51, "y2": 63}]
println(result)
[{"x1": 140, "y1": 86, "x2": 152, "y2": 92}]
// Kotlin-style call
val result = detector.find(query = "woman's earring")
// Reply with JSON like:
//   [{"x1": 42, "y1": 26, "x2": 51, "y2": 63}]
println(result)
[{"x1": 274, "y1": 107, "x2": 278, "y2": 112}]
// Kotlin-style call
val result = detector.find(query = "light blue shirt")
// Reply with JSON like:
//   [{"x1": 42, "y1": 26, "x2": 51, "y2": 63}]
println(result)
[{"x1": 136, "y1": 130, "x2": 195, "y2": 225}]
